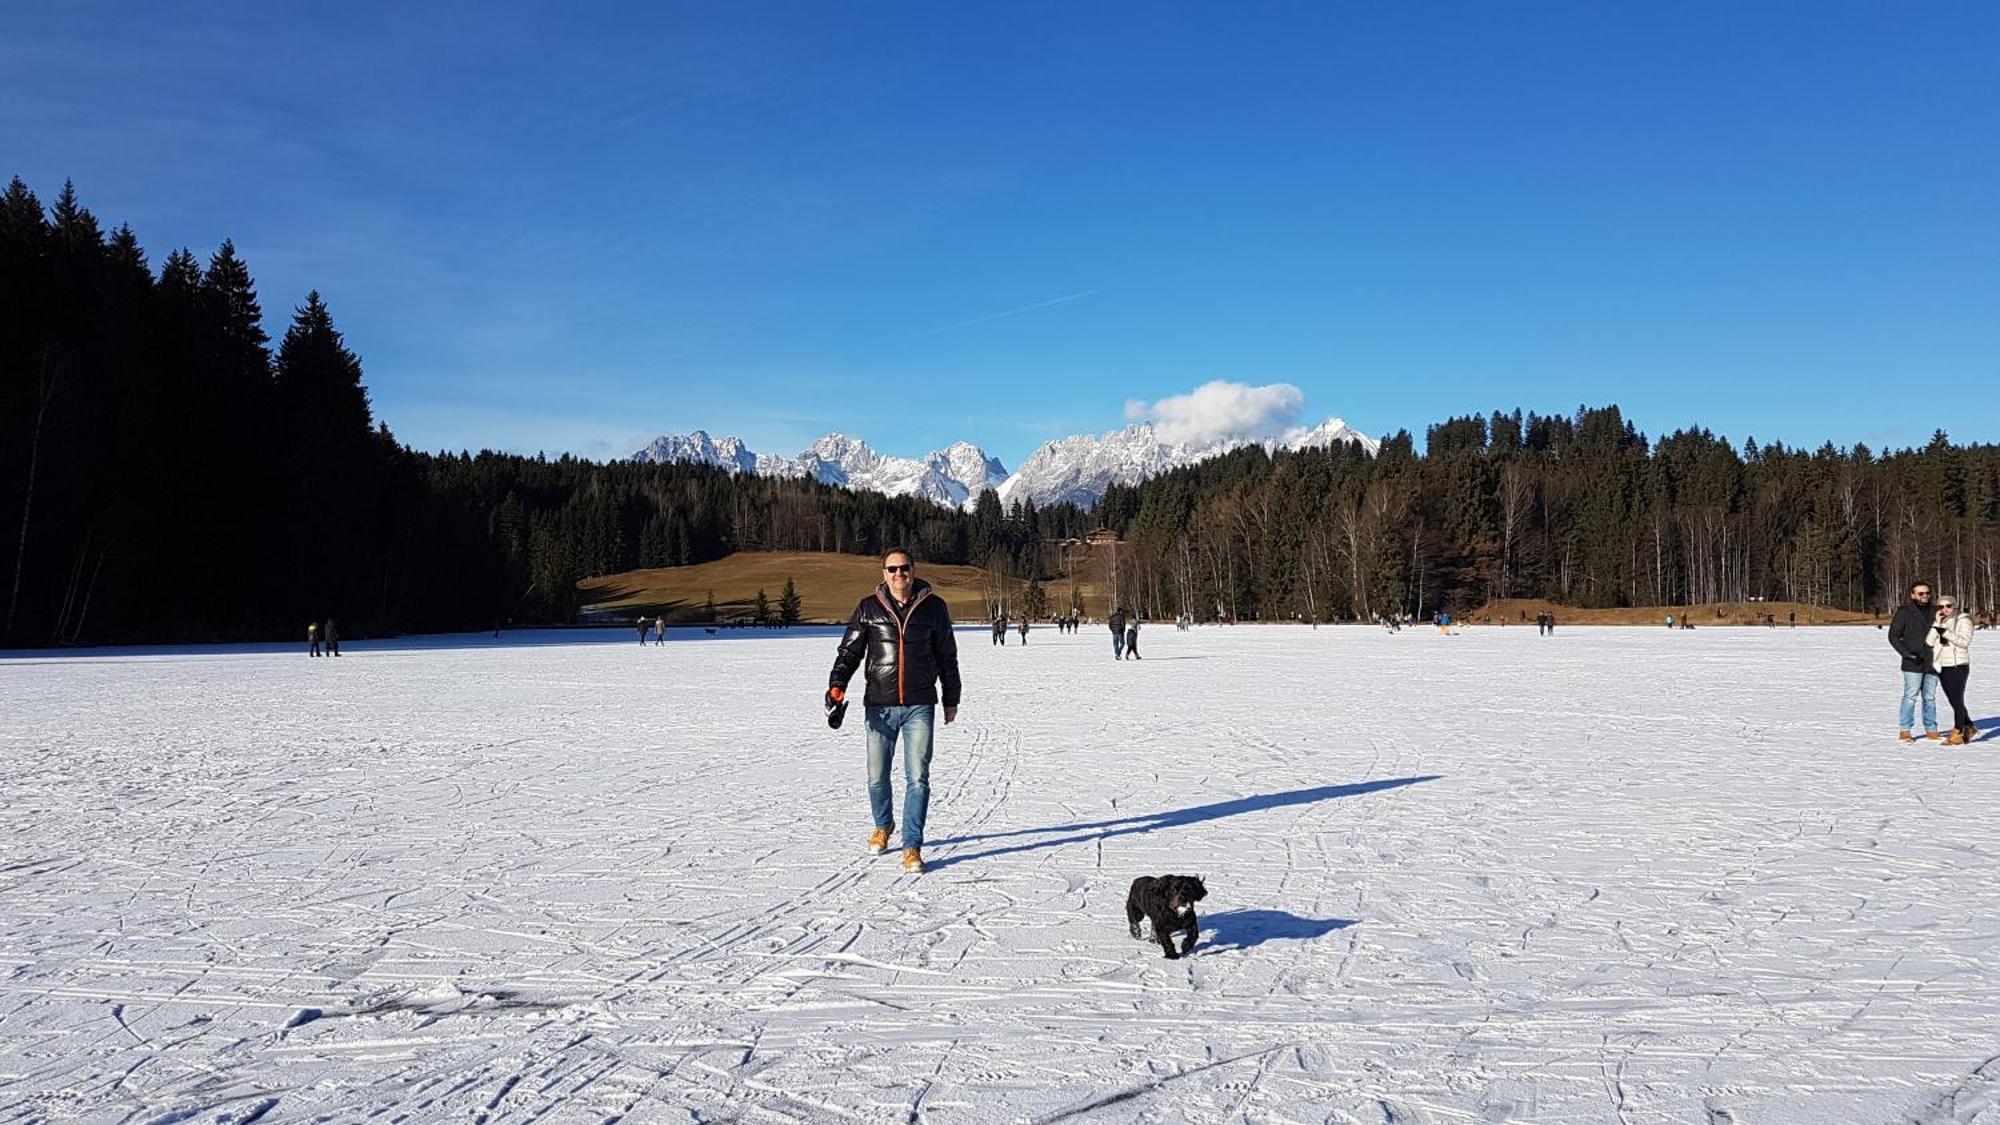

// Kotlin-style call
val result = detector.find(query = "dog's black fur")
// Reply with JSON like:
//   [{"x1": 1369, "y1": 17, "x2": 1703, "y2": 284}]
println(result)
[{"x1": 1126, "y1": 874, "x2": 1207, "y2": 958}]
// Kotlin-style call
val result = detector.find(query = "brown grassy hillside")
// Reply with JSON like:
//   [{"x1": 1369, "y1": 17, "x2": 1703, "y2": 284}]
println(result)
[
  {"x1": 1470, "y1": 598, "x2": 1880, "y2": 626},
  {"x1": 578, "y1": 552, "x2": 1001, "y2": 624}
]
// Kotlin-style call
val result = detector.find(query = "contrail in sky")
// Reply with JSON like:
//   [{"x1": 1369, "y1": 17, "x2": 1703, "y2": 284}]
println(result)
[{"x1": 914, "y1": 289, "x2": 1100, "y2": 336}]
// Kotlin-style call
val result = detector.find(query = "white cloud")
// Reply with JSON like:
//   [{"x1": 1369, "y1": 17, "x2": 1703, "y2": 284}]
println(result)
[{"x1": 1124, "y1": 380, "x2": 1306, "y2": 448}]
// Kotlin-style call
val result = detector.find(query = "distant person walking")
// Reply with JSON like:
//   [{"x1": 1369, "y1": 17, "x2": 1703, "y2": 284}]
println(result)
[
  {"x1": 1929, "y1": 594, "x2": 1975, "y2": 744},
  {"x1": 656, "y1": 614, "x2": 668, "y2": 644},
  {"x1": 1123, "y1": 616, "x2": 1141, "y2": 660},
  {"x1": 991, "y1": 616, "x2": 1006, "y2": 646},
  {"x1": 1018, "y1": 617, "x2": 1029, "y2": 644},
  {"x1": 1889, "y1": 581, "x2": 1941, "y2": 741},
  {"x1": 308, "y1": 621, "x2": 321, "y2": 657},
  {"x1": 827, "y1": 547, "x2": 961, "y2": 875},
  {"x1": 323, "y1": 617, "x2": 340, "y2": 657},
  {"x1": 638, "y1": 617, "x2": 652, "y2": 645},
  {"x1": 1109, "y1": 610, "x2": 1127, "y2": 659}
]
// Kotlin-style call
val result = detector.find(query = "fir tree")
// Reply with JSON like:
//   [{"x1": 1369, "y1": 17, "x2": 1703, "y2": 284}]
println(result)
[{"x1": 778, "y1": 577, "x2": 802, "y2": 625}]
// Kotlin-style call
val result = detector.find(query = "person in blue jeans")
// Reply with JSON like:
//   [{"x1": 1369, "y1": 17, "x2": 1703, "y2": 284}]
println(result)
[
  {"x1": 827, "y1": 547, "x2": 962, "y2": 873},
  {"x1": 1888, "y1": 581, "x2": 1941, "y2": 741}
]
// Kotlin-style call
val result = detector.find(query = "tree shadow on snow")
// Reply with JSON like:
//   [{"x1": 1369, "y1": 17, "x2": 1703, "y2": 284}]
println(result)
[
  {"x1": 1197, "y1": 909, "x2": 1357, "y2": 954},
  {"x1": 927, "y1": 776, "x2": 1439, "y2": 870}
]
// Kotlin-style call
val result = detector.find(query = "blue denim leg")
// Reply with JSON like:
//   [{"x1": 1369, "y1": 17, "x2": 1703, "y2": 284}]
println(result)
[
  {"x1": 897, "y1": 706, "x2": 935, "y2": 849},
  {"x1": 1901, "y1": 670, "x2": 1941, "y2": 732},
  {"x1": 865, "y1": 707, "x2": 900, "y2": 830}
]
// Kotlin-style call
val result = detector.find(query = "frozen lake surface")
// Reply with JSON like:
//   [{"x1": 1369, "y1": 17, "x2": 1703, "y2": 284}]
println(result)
[{"x1": 3, "y1": 623, "x2": 1998, "y2": 1122}]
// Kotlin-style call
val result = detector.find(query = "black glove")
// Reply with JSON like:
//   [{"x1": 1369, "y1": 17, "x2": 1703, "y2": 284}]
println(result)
[{"x1": 824, "y1": 687, "x2": 849, "y2": 730}]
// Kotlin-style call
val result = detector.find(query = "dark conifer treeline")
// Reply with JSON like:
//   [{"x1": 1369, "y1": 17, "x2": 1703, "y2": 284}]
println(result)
[
  {"x1": 0, "y1": 177, "x2": 1084, "y2": 645},
  {"x1": 5, "y1": 177, "x2": 1996, "y2": 643},
  {"x1": 1096, "y1": 407, "x2": 2000, "y2": 623}
]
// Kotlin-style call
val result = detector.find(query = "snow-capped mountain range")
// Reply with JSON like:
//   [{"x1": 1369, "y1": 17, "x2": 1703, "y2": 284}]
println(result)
[
  {"x1": 632, "y1": 431, "x2": 1007, "y2": 510},
  {"x1": 631, "y1": 419, "x2": 1376, "y2": 511}
]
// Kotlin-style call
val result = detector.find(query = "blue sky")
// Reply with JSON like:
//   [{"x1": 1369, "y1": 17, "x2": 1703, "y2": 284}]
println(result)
[{"x1": 6, "y1": 2, "x2": 1996, "y2": 467}]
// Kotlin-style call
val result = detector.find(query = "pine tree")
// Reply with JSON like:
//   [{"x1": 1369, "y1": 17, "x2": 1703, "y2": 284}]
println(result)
[
  {"x1": 754, "y1": 587, "x2": 770, "y2": 625},
  {"x1": 704, "y1": 589, "x2": 716, "y2": 621},
  {"x1": 1024, "y1": 577, "x2": 1047, "y2": 618},
  {"x1": 778, "y1": 577, "x2": 802, "y2": 625}
]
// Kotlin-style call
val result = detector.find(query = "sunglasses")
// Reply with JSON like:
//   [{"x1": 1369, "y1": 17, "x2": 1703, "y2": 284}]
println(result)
[{"x1": 884, "y1": 564, "x2": 913, "y2": 574}]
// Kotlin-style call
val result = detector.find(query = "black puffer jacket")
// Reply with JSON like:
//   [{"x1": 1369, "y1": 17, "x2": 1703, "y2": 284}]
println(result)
[
  {"x1": 1889, "y1": 601, "x2": 1937, "y2": 672},
  {"x1": 831, "y1": 580, "x2": 962, "y2": 707}
]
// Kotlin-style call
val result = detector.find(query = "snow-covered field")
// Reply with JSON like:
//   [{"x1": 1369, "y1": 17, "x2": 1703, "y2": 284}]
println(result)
[{"x1": 4, "y1": 623, "x2": 1998, "y2": 1123}]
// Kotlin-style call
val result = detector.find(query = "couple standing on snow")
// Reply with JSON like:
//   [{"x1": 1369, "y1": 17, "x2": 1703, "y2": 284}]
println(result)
[{"x1": 1889, "y1": 581, "x2": 1977, "y2": 745}]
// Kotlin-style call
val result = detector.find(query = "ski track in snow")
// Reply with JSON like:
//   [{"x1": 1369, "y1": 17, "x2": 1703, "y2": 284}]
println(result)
[{"x1": 2, "y1": 625, "x2": 1998, "y2": 1122}]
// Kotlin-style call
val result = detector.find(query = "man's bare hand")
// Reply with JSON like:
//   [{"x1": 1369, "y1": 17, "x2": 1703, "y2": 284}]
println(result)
[{"x1": 944, "y1": 706, "x2": 958, "y2": 724}]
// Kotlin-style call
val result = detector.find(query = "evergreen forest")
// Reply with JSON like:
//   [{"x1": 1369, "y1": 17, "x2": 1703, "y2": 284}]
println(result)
[{"x1": 3, "y1": 177, "x2": 1996, "y2": 645}]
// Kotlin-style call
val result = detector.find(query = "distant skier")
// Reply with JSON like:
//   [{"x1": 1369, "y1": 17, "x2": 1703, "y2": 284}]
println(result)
[
  {"x1": 1109, "y1": 610, "x2": 1127, "y2": 659},
  {"x1": 323, "y1": 617, "x2": 340, "y2": 656},
  {"x1": 308, "y1": 621, "x2": 321, "y2": 657},
  {"x1": 1124, "y1": 616, "x2": 1141, "y2": 660},
  {"x1": 827, "y1": 547, "x2": 961, "y2": 875}
]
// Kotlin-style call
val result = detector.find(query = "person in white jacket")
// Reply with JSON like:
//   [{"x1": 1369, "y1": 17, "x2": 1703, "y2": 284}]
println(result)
[{"x1": 1927, "y1": 595, "x2": 1976, "y2": 745}]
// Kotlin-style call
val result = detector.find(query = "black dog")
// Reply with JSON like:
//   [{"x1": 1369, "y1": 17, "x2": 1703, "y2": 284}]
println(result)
[{"x1": 1126, "y1": 875, "x2": 1207, "y2": 959}]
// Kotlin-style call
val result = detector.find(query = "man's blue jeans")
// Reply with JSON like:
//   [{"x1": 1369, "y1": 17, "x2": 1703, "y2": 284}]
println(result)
[
  {"x1": 1112, "y1": 631, "x2": 1125, "y2": 658},
  {"x1": 866, "y1": 705, "x2": 934, "y2": 850},
  {"x1": 1901, "y1": 669, "x2": 1939, "y2": 733}
]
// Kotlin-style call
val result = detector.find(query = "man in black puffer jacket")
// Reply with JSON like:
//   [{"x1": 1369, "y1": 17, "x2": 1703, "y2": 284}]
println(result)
[
  {"x1": 828, "y1": 547, "x2": 962, "y2": 874},
  {"x1": 1888, "y1": 581, "x2": 1941, "y2": 741}
]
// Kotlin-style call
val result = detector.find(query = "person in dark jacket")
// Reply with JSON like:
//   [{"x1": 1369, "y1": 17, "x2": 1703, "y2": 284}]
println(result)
[
  {"x1": 828, "y1": 547, "x2": 961, "y2": 874},
  {"x1": 1889, "y1": 581, "x2": 1941, "y2": 740},
  {"x1": 1109, "y1": 610, "x2": 1127, "y2": 659},
  {"x1": 323, "y1": 617, "x2": 340, "y2": 656},
  {"x1": 1123, "y1": 616, "x2": 1141, "y2": 659}
]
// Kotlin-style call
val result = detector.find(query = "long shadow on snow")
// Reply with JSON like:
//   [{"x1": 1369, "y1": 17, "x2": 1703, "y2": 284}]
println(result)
[
  {"x1": 928, "y1": 776, "x2": 1439, "y2": 870},
  {"x1": 1197, "y1": 909, "x2": 1357, "y2": 954}
]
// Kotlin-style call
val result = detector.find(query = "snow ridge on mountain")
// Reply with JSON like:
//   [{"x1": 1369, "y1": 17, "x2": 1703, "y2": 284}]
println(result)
[
  {"x1": 994, "y1": 418, "x2": 1379, "y2": 509},
  {"x1": 633, "y1": 432, "x2": 1007, "y2": 510},
  {"x1": 631, "y1": 417, "x2": 1373, "y2": 510}
]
